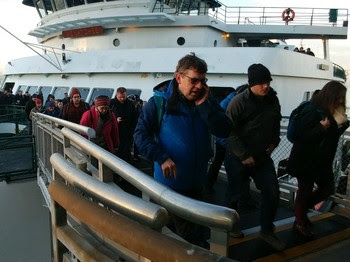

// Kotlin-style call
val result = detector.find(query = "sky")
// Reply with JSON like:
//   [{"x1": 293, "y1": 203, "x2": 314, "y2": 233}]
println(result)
[{"x1": 0, "y1": 0, "x2": 350, "y2": 73}]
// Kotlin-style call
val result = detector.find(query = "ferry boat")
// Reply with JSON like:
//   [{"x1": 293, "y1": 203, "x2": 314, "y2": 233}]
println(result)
[
  {"x1": 1, "y1": 1, "x2": 350, "y2": 261},
  {"x1": 1, "y1": 0, "x2": 348, "y2": 116}
]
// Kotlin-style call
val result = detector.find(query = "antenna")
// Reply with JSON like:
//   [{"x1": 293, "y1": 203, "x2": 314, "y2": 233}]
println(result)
[{"x1": 0, "y1": 24, "x2": 63, "y2": 71}]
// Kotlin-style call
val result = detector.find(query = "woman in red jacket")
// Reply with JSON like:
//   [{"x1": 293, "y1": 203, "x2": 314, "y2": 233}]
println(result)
[{"x1": 80, "y1": 95, "x2": 119, "y2": 153}]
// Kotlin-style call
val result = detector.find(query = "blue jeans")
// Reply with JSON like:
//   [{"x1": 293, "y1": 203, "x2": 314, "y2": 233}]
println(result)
[{"x1": 224, "y1": 152, "x2": 280, "y2": 232}]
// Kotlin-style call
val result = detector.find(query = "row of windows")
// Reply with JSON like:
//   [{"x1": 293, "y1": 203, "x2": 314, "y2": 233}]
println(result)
[
  {"x1": 32, "y1": 0, "x2": 119, "y2": 16},
  {"x1": 15, "y1": 85, "x2": 141, "y2": 105}
]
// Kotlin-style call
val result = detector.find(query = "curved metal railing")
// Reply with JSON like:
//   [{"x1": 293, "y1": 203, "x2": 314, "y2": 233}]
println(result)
[
  {"x1": 60, "y1": 127, "x2": 238, "y2": 232},
  {"x1": 51, "y1": 153, "x2": 168, "y2": 230}
]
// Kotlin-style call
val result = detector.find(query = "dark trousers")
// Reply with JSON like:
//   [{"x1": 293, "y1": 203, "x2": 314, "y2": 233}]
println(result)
[
  {"x1": 295, "y1": 175, "x2": 334, "y2": 224},
  {"x1": 206, "y1": 143, "x2": 226, "y2": 187},
  {"x1": 116, "y1": 127, "x2": 133, "y2": 162},
  {"x1": 224, "y1": 152, "x2": 280, "y2": 232},
  {"x1": 169, "y1": 189, "x2": 209, "y2": 249}
]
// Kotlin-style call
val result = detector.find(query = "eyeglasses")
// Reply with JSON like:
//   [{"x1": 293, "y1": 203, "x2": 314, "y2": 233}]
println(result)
[{"x1": 181, "y1": 73, "x2": 208, "y2": 85}]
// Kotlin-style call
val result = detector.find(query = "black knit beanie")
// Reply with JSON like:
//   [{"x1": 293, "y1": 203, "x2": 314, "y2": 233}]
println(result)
[{"x1": 248, "y1": 64, "x2": 273, "y2": 87}]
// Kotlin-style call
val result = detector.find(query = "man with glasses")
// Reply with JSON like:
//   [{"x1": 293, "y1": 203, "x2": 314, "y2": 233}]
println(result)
[{"x1": 133, "y1": 54, "x2": 232, "y2": 248}]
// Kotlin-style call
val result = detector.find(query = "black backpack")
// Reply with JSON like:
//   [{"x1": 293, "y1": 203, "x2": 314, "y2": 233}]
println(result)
[{"x1": 286, "y1": 101, "x2": 311, "y2": 143}]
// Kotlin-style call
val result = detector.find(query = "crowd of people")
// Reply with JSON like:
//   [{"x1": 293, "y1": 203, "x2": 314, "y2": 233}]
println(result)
[
  {"x1": 0, "y1": 86, "x2": 143, "y2": 163},
  {"x1": 293, "y1": 46, "x2": 315, "y2": 56},
  {"x1": 133, "y1": 54, "x2": 348, "y2": 250},
  {"x1": 1, "y1": 53, "x2": 347, "y2": 252}
]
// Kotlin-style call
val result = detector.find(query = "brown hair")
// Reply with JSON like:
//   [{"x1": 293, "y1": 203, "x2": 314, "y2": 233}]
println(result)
[
  {"x1": 312, "y1": 81, "x2": 346, "y2": 112},
  {"x1": 175, "y1": 53, "x2": 208, "y2": 74}
]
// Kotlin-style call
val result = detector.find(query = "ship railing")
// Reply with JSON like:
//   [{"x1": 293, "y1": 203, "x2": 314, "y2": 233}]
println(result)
[
  {"x1": 152, "y1": 1, "x2": 348, "y2": 27},
  {"x1": 33, "y1": 113, "x2": 239, "y2": 258},
  {"x1": 0, "y1": 105, "x2": 27, "y2": 127},
  {"x1": 0, "y1": 105, "x2": 36, "y2": 182}
]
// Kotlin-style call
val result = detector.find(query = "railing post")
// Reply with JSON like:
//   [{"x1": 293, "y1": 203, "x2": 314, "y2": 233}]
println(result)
[
  {"x1": 209, "y1": 229, "x2": 229, "y2": 256},
  {"x1": 51, "y1": 192, "x2": 68, "y2": 261},
  {"x1": 347, "y1": 168, "x2": 350, "y2": 198},
  {"x1": 237, "y1": 7, "x2": 240, "y2": 24},
  {"x1": 99, "y1": 161, "x2": 114, "y2": 183}
]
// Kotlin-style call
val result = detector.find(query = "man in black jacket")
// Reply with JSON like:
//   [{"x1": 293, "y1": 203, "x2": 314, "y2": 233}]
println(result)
[
  {"x1": 225, "y1": 64, "x2": 285, "y2": 250},
  {"x1": 24, "y1": 94, "x2": 37, "y2": 134},
  {"x1": 110, "y1": 87, "x2": 137, "y2": 162}
]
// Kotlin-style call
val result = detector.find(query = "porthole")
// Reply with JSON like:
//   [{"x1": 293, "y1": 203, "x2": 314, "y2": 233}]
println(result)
[
  {"x1": 113, "y1": 38, "x2": 120, "y2": 47},
  {"x1": 177, "y1": 37, "x2": 185, "y2": 46}
]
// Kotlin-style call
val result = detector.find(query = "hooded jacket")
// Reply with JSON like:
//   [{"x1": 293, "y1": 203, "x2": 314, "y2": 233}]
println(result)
[
  {"x1": 80, "y1": 106, "x2": 120, "y2": 153},
  {"x1": 133, "y1": 79, "x2": 232, "y2": 190},
  {"x1": 287, "y1": 103, "x2": 349, "y2": 178},
  {"x1": 226, "y1": 87, "x2": 281, "y2": 164}
]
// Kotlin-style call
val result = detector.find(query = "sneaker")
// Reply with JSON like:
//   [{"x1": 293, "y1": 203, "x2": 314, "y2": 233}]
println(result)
[
  {"x1": 293, "y1": 221, "x2": 314, "y2": 238},
  {"x1": 259, "y1": 231, "x2": 286, "y2": 251}
]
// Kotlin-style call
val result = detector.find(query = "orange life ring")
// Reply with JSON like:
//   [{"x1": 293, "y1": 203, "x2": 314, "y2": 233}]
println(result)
[{"x1": 282, "y1": 8, "x2": 295, "y2": 23}]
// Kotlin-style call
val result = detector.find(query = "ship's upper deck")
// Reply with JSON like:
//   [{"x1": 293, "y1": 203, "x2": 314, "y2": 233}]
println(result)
[{"x1": 22, "y1": 0, "x2": 348, "y2": 40}]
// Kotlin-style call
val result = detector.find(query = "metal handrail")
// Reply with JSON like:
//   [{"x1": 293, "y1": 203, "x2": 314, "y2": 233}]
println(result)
[
  {"x1": 51, "y1": 153, "x2": 169, "y2": 230},
  {"x1": 49, "y1": 179, "x2": 234, "y2": 262},
  {"x1": 60, "y1": 127, "x2": 238, "y2": 232},
  {"x1": 35, "y1": 112, "x2": 95, "y2": 138}
]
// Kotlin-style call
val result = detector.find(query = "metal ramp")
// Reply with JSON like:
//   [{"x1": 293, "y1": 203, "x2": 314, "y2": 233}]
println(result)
[
  {"x1": 25, "y1": 111, "x2": 350, "y2": 261},
  {"x1": 228, "y1": 212, "x2": 350, "y2": 261}
]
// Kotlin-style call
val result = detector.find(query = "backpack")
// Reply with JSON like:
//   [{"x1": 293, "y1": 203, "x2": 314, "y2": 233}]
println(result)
[
  {"x1": 153, "y1": 94, "x2": 165, "y2": 131},
  {"x1": 286, "y1": 101, "x2": 311, "y2": 143}
]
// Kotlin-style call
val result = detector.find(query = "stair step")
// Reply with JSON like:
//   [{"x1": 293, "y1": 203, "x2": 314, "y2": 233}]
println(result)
[
  {"x1": 256, "y1": 228, "x2": 350, "y2": 261},
  {"x1": 228, "y1": 212, "x2": 350, "y2": 261}
]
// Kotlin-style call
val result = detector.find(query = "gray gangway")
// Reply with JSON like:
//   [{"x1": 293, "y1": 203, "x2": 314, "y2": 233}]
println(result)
[{"x1": 32, "y1": 112, "x2": 238, "y2": 261}]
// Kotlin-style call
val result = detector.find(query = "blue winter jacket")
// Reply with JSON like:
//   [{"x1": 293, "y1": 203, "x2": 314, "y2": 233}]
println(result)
[
  {"x1": 133, "y1": 79, "x2": 232, "y2": 191},
  {"x1": 215, "y1": 91, "x2": 235, "y2": 147}
]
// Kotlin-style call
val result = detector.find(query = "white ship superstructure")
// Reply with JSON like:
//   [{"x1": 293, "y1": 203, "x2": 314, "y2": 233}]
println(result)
[{"x1": 1, "y1": 1, "x2": 348, "y2": 116}]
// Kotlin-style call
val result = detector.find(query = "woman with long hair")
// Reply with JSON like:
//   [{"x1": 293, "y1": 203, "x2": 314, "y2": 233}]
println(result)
[{"x1": 288, "y1": 81, "x2": 349, "y2": 237}]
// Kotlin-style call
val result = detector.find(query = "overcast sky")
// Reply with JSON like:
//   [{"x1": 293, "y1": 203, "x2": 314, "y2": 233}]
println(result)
[{"x1": 0, "y1": 0, "x2": 349, "y2": 73}]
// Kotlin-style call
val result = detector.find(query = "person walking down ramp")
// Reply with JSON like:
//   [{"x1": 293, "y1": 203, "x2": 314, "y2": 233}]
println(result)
[
  {"x1": 80, "y1": 95, "x2": 119, "y2": 154},
  {"x1": 288, "y1": 81, "x2": 349, "y2": 238},
  {"x1": 133, "y1": 54, "x2": 232, "y2": 248},
  {"x1": 225, "y1": 63, "x2": 285, "y2": 250}
]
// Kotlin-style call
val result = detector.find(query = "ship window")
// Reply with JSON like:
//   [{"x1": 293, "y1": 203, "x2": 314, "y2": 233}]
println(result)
[
  {"x1": 73, "y1": 87, "x2": 90, "y2": 102},
  {"x1": 17, "y1": 85, "x2": 27, "y2": 94},
  {"x1": 39, "y1": 86, "x2": 53, "y2": 103},
  {"x1": 53, "y1": 86, "x2": 69, "y2": 100},
  {"x1": 87, "y1": 0, "x2": 103, "y2": 3},
  {"x1": 66, "y1": 0, "x2": 85, "y2": 8},
  {"x1": 113, "y1": 39, "x2": 120, "y2": 47},
  {"x1": 27, "y1": 86, "x2": 38, "y2": 95},
  {"x1": 209, "y1": 86, "x2": 236, "y2": 103},
  {"x1": 177, "y1": 37, "x2": 185, "y2": 46},
  {"x1": 125, "y1": 89, "x2": 141, "y2": 97},
  {"x1": 303, "y1": 91, "x2": 311, "y2": 101},
  {"x1": 3, "y1": 82, "x2": 15, "y2": 92},
  {"x1": 89, "y1": 88, "x2": 114, "y2": 105},
  {"x1": 53, "y1": 0, "x2": 66, "y2": 11}
]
